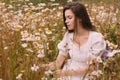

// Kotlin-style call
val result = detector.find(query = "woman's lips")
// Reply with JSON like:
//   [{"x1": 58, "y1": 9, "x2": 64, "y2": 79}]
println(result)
[{"x1": 67, "y1": 25, "x2": 70, "y2": 27}]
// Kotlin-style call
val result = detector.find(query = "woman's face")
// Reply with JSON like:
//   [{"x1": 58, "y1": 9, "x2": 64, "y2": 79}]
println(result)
[{"x1": 65, "y1": 9, "x2": 75, "y2": 31}]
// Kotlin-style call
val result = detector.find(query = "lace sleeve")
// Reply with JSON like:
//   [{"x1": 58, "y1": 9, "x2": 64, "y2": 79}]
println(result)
[{"x1": 57, "y1": 32, "x2": 69, "y2": 56}]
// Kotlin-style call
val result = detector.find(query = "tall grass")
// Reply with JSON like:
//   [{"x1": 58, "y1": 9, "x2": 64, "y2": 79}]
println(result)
[{"x1": 0, "y1": 0, "x2": 120, "y2": 80}]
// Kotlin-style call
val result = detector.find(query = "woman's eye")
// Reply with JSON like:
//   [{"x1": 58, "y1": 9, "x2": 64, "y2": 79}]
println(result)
[
  {"x1": 65, "y1": 16, "x2": 72, "y2": 20},
  {"x1": 68, "y1": 16, "x2": 72, "y2": 19}
]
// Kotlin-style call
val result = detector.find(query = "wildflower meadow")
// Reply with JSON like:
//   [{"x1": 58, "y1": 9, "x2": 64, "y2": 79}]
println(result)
[{"x1": 0, "y1": 0, "x2": 120, "y2": 80}]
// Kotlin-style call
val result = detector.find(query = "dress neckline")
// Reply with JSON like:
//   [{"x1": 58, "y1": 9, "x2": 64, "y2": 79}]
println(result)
[{"x1": 70, "y1": 31, "x2": 92, "y2": 49}]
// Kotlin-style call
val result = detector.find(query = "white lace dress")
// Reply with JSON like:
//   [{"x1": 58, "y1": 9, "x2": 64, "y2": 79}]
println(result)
[{"x1": 57, "y1": 31, "x2": 106, "y2": 80}]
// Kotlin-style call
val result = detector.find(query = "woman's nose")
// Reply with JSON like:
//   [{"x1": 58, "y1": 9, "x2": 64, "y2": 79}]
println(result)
[{"x1": 65, "y1": 19, "x2": 69, "y2": 23}]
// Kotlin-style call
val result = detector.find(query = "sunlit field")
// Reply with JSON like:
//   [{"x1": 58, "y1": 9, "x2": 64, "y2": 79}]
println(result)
[{"x1": 0, "y1": 0, "x2": 120, "y2": 80}]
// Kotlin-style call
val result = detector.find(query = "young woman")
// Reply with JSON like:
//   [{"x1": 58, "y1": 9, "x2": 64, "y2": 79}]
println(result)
[{"x1": 47, "y1": 2, "x2": 106, "y2": 80}]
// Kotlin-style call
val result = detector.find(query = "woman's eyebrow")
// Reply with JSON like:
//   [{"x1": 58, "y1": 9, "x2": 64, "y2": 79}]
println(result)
[{"x1": 65, "y1": 15, "x2": 72, "y2": 17}]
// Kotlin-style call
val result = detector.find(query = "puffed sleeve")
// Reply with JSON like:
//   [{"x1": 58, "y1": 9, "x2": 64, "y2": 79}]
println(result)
[
  {"x1": 89, "y1": 32, "x2": 106, "y2": 59},
  {"x1": 57, "y1": 32, "x2": 69, "y2": 56}
]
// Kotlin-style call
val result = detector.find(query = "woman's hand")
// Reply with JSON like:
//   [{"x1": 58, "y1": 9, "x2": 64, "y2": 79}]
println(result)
[
  {"x1": 39, "y1": 63, "x2": 49, "y2": 69},
  {"x1": 48, "y1": 62, "x2": 57, "y2": 71},
  {"x1": 54, "y1": 69, "x2": 69, "y2": 77},
  {"x1": 54, "y1": 69, "x2": 63, "y2": 77},
  {"x1": 39, "y1": 62, "x2": 56, "y2": 70}
]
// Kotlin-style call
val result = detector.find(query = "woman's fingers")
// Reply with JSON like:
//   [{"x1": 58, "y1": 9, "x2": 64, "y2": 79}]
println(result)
[
  {"x1": 48, "y1": 62, "x2": 56, "y2": 70},
  {"x1": 39, "y1": 64, "x2": 48, "y2": 68}
]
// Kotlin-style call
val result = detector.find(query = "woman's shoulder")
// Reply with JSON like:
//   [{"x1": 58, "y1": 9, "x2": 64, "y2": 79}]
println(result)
[
  {"x1": 64, "y1": 31, "x2": 73, "y2": 38},
  {"x1": 90, "y1": 31, "x2": 103, "y2": 38},
  {"x1": 64, "y1": 31, "x2": 72, "y2": 35},
  {"x1": 64, "y1": 31, "x2": 69, "y2": 35}
]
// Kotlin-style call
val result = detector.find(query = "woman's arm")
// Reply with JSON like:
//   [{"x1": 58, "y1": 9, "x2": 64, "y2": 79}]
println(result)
[
  {"x1": 55, "y1": 64, "x2": 95, "y2": 77},
  {"x1": 48, "y1": 32, "x2": 69, "y2": 70},
  {"x1": 48, "y1": 54, "x2": 67, "y2": 70}
]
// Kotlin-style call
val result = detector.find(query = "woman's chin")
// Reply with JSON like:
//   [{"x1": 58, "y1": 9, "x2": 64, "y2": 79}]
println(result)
[{"x1": 68, "y1": 27, "x2": 72, "y2": 30}]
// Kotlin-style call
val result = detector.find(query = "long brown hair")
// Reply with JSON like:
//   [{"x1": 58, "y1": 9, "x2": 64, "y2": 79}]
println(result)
[{"x1": 63, "y1": 2, "x2": 96, "y2": 33}]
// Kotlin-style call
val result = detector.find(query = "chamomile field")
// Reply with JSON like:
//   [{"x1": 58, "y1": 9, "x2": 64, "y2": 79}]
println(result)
[{"x1": 0, "y1": 0, "x2": 120, "y2": 80}]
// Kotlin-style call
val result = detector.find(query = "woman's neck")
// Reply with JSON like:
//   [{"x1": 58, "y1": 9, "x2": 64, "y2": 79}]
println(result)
[{"x1": 75, "y1": 27, "x2": 89, "y2": 37}]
